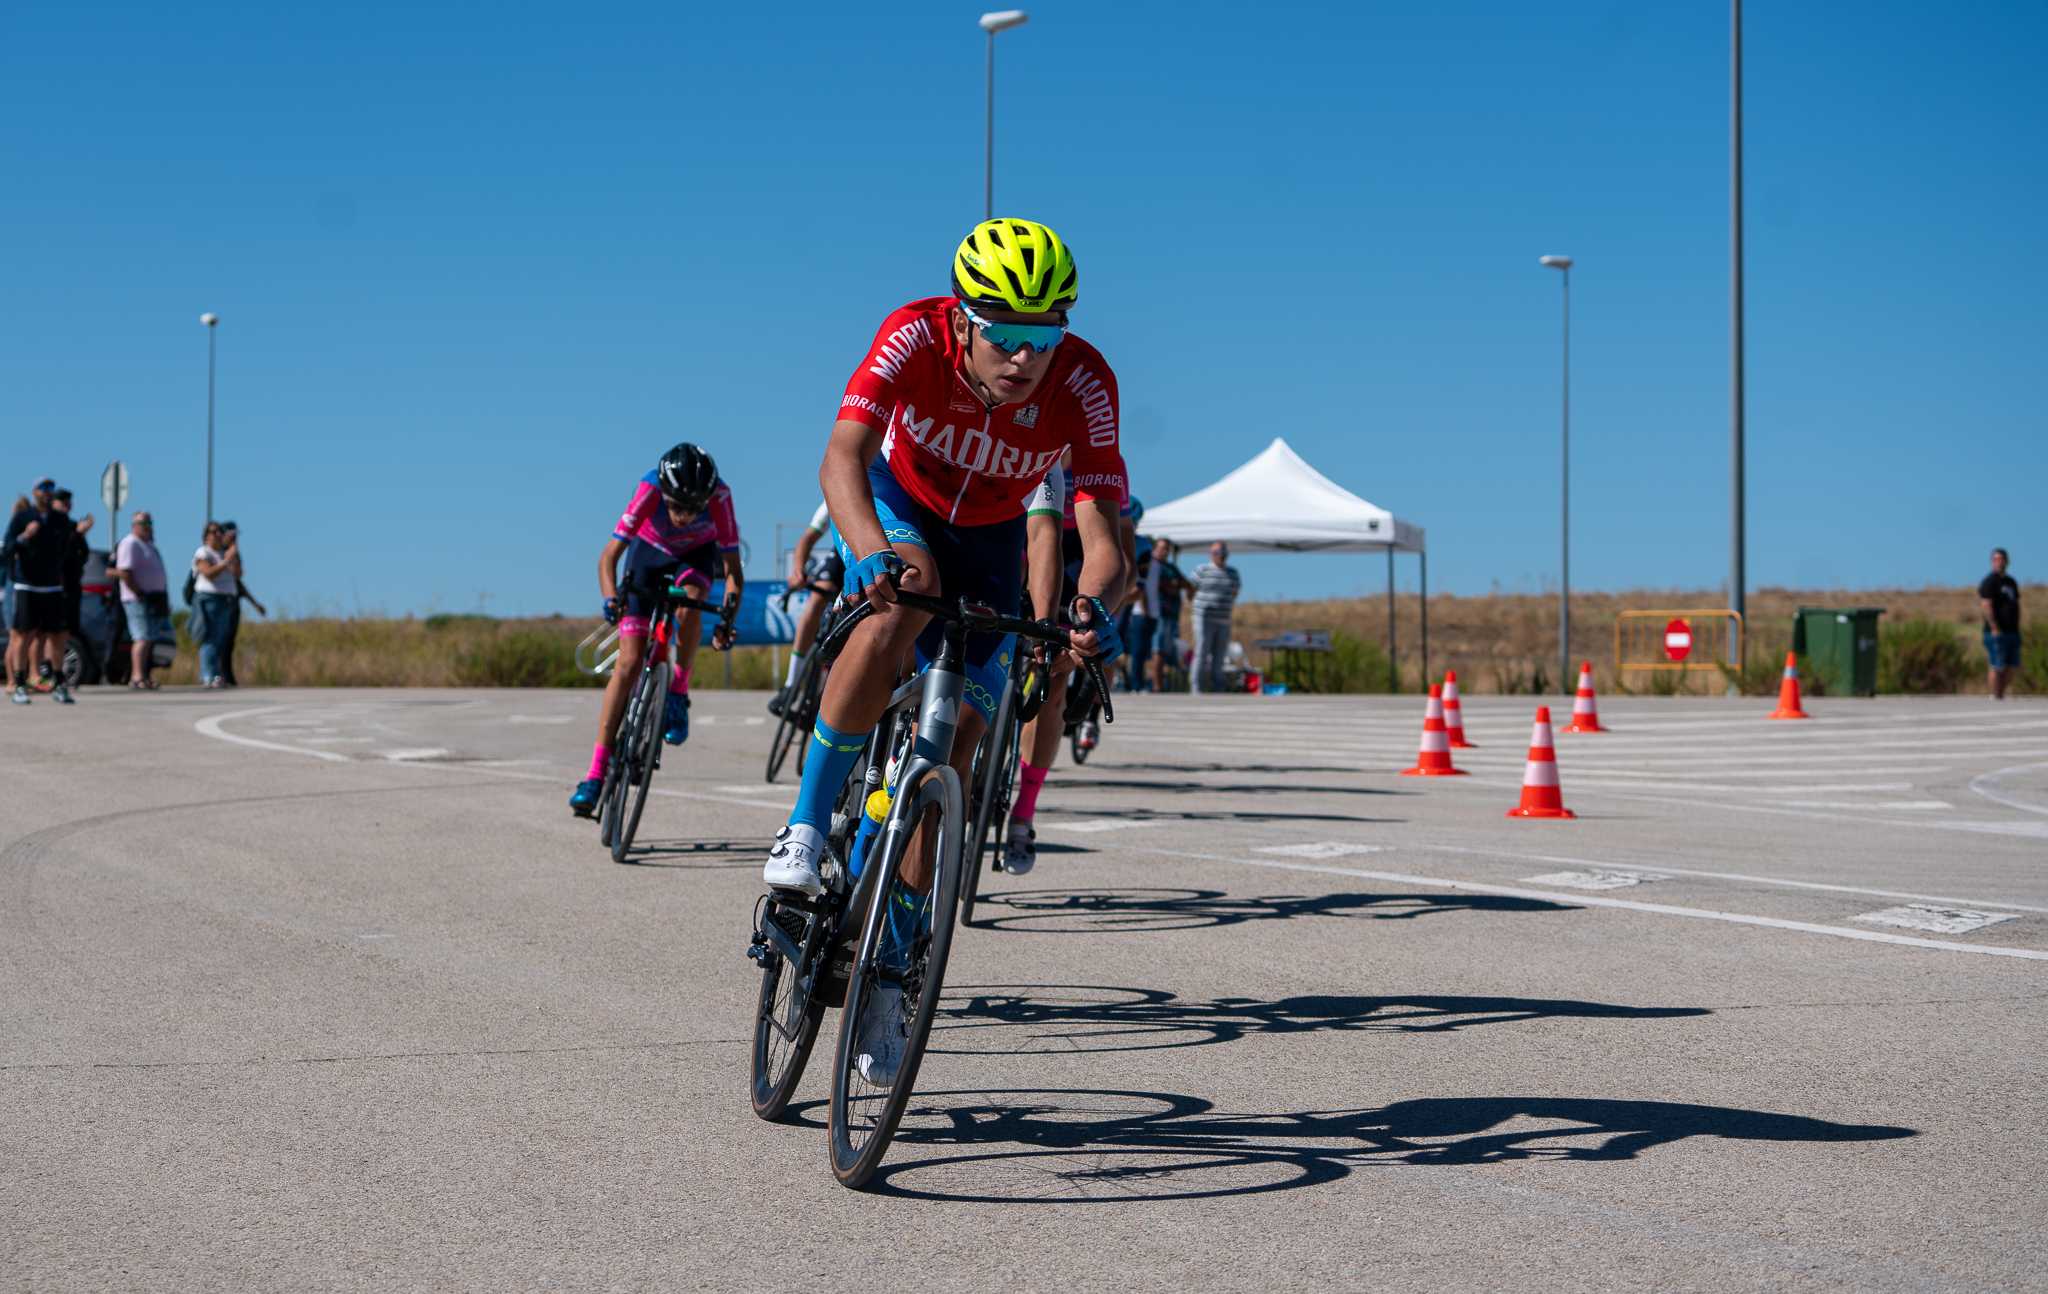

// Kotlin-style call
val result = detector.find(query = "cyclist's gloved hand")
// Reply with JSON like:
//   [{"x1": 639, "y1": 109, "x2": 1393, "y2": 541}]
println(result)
[
  {"x1": 602, "y1": 596, "x2": 624, "y2": 626},
  {"x1": 846, "y1": 549, "x2": 905, "y2": 601},
  {"x1": 1071, "y1": 595, "x2": 1124, "y2": 665}
]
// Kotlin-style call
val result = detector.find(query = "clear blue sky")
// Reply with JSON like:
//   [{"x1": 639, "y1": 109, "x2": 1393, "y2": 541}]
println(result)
[{"x1": 5, "y1": 0, "x2": 2042, "y2": 616}]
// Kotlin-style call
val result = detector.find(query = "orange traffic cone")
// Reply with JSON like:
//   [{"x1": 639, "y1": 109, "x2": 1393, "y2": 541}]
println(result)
[
  {"x1": 1563, "y1": 661, "x2": 1608, "y2": 733},
  {"x1": 1401, "y1": 684, "x2": 1467, "y2": 776},
  {"x1": 1442, "y1": 670, "x2": 1476, "y2": 748},
  {"x1": 1769, "y1": 652, "x2": 1811, "y2": 720},
  {"x1": 1506, "y1": 706, "x2": 1575, "y2": 819}
]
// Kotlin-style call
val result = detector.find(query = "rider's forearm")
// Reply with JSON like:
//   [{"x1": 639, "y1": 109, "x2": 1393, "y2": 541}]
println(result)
[
  {"x1": 1026, "y1": 514, "x2": 1060, "y2": 623},
  {"x1": 597, "y1": 538, "x2": 628, "y2": 600},
  {"x1": 789, "y1": 529, "x2": 819, "y2": 585},
  {"x1": 1072, "y1": 500, "x2": 1129, "y2": 608},
  {"x1": 722, "y1": 550, "x2": 744, "y2": 599},
  {"x1": 821, "y1": 420, "x2": 889, "y2": 559}
]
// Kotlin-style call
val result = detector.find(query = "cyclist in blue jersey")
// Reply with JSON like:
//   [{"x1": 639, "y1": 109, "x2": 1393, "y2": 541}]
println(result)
[{"x1": 769, "y1": 500, "x2": 844, "y2": 717}]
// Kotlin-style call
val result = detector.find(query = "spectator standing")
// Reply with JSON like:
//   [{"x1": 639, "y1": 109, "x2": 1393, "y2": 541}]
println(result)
[
  {"x1": 1979, "y1": 547, "x2": 2022, "y2": 701},
  {"x1": 114, "y1": 511, "x2": 170, "y2": 689},
  {"x1": 190, "y1": 522, "x2": 240, "y2": 688},
  {"x1": 1150, "y1": 538, "x2": 1194, "y2": 693},
  {"x1": 215, "y1": 520, "x2": 266, "y2": 687},
  {"x1": 6, "y1": 478, "x2": 75, "y2": 704},
  {"x1": 1125, "y1": 539, "x2": 1157, "y2": 690},
  {"x1": 1190, "y1": 540, "x2": 1242, "y2": 694},
  {"x1": 48, "y1": 489, "x2": 94, "y2": 689}
]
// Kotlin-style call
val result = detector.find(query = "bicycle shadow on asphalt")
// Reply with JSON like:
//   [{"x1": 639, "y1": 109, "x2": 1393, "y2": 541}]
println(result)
[
  {"x1": 929, "y1": 983, "x2": 1710, "y2": 1057},
  {"x1": 805, "y1": 1089, "x2": 1917, "y2": 1203},
  {"x1": 610, "y1": 838, "x2": 761, "y2": 868},
  {"x1": 1052, "y1": 777, "x2": 1412, "y2": 798},
  {"x1": 969, "y1": 886, "x2": 1571, "y2": 934},
  {"x1": 1110, "y1": 762, "x2": 1361, "y2": 776}
]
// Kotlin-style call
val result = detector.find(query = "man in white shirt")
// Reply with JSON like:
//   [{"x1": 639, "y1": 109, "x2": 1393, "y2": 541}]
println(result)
[{"x1": 114, "y1": 511, "x2": 169, "y2": 688}]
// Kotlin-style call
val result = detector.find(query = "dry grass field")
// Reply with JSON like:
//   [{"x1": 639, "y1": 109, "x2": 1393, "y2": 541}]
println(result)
[{"x1": 148, "y1": 585, "x2": 2045, "y2": 695}]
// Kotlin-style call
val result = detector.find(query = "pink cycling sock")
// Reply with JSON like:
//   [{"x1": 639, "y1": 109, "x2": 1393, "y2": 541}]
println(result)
[
  {"x1": 670, "y1": 664, "x2": 691, "y2": 695},
  {"x1": 586, "y1": 742, "x2": 609, "y2": 781},
  {"x1": 1012, "y1": 761, "x2": 1050, "y2": 822}
]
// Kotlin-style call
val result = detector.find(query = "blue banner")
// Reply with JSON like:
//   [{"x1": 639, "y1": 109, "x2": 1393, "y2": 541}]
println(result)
[{"x1": 696, "y1": 579, "x2": 818, "y2": 646}]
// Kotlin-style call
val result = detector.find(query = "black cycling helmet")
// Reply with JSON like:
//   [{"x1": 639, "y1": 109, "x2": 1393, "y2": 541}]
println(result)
[{"x1": 656, "y1": 442, "x2": 718, "y2": 510}]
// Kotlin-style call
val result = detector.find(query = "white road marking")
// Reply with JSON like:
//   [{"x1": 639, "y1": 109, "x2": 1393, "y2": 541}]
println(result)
[
  {"x1": 1522, "y1": 869, "x2": 1663, "y2": 891},
  {"x1": 1256, "y1": 842, "x2": 1388, "y2": 859},
  {"x1": 1145, "y1": 847, "x2": 2048, "y2": 960},
  {"x1": 1780, "y1": 799, "x2": 1950, "y2": 811},
  {"x1": 1967, "y1": 761, "x2": 2048, "y2": 817},
  {"x1": 194, "y1": 708, "x2": 350, "y2": 763},
  {"x1": 380, "y1": 748, "x2": 453, "y2": 762},
  {"x1": 716, "y1": 784, "x2": 793, "y2": 800},
  {"x1": 1853, "y1": 906, "x2": 2021, "y2": 935},
  {"x1": 1426, "y1": 844, "x2": 2048, "y2": 914},
  {"x1": 506, "y1": 714, "x2": 573, "y2": 725}
]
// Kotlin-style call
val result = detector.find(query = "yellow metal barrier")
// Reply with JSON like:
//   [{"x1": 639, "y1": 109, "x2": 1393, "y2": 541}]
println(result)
[{"x1": 1615, "y1": 609, "x2": 1744, "y2": 677}]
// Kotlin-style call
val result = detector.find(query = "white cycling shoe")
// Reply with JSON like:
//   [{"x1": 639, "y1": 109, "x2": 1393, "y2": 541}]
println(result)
[
  {"x1": 763, "y1": 823, "x2": 825, "y2": 896},
  {"x1": 1001, "y1": 820, "x2": 1037, "y2": 876},
  {"x1": 856, "y1": 979, "x2": 907, "y2": 1089}
]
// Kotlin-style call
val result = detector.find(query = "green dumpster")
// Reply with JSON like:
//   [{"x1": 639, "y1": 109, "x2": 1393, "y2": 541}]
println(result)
[{"x1": 1793, "y1": 607, "x2": 1884, "y2": 697}]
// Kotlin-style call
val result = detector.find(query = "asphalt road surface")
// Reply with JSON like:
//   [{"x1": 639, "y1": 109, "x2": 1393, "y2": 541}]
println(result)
[{"x1": 6, "y1": 686, "x2": 2046, "y2": 1291}]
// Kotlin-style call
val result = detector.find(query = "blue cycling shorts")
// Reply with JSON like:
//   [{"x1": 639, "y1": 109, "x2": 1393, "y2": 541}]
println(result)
[{"x1": 835, "y1": 459, "x2": 1021, "y2": 724}]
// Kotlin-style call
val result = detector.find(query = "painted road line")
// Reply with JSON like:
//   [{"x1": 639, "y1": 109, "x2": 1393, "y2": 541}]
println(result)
[
  {"x1": 506, "y1": 714, "x2": 574, "y2": 725},
  {"x1": 1853, "y1": 906, "x2": 2022, "y2": 935},
  {"x1": 1256, "y1": 842, "x2": 1389, "y2": 859},
  {"x1": 1780, "y1": 799, "x2": 1950, "y2": 811},
  {"x1": 380, "y1": 748, "x2": 453, "y2": 762},
  {"x1": 1425, "y1": 844, "x2": 2048, "y2": 915},
  {"x1": 1522, "y1": 869, "x2": 1665, "y2": 891},
  {"x1": 194, "y1": 708, "x2": 350, "y2": 763},
  {"x1": 1036, "y1": 819, "x2": 1151, "y2": 834},
  {"x1": 1144, "y1": 847, "x2": 2048, "y2": 961},
  {"x1": 1967, "y1": 761, "x2": 2048, "y2": 817}
]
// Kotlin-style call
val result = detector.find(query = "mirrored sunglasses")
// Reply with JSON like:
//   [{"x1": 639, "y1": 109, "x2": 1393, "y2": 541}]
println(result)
[{"x1": 962, "y1": 304, "x2": 1066, "y2": 356}]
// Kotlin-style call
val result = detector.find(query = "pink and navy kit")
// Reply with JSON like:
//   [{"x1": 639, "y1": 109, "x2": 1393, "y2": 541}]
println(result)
[{"x1": 612, "y1": 472, "x2": 739, "y2": 637}]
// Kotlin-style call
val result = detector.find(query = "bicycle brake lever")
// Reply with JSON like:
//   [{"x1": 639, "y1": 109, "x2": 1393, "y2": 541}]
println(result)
[{"x1": 1084, "y1": 658, "x2": 1115, "y2": 725}]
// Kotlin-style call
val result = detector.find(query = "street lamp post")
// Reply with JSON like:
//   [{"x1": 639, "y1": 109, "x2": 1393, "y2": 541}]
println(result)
[
  {"x1": 200, "y1": 312, "x2": 219, "y2": 523},
  {"x1": 1730, "y1": 0, "x2": 1746, "y2": 675},
  {"x1": 978, "y1": 10, "x2": 1029, "y2": 219},
  {"x1": 1539, "y1": 255, "x2": 1573, "y2": 695}
]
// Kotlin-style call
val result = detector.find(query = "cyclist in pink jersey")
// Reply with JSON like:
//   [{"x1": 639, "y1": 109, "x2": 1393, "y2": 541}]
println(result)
[{"x1": 569, "y1": 443, "x2": 742, "y2": 817}]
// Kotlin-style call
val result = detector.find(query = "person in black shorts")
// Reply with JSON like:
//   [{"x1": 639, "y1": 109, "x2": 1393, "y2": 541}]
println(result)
[
  {"x1": 1978, "y1": 547, "x2": 2022, "y2": 700},
  {"x1": 6, "y1": 479, "x2": 74, "y2": 705},
  {"x1": 48, "y1": 489, "x2": 95, "y2": 690}
]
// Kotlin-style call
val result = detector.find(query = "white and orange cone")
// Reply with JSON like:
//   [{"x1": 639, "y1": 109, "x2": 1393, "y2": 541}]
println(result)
[
  {"x1": 1401, "y1": 684, "x2": 1467, "y2": 776},
  {"x1": 1505, "y1": 706, "x2": 1576, "y2": 819},
  {"x1": 1562, "y1": 661, "x2": 1608, "y2": 733},
  {"x1": 1442, "y1": 670, "x2": 1476, "y2": 748},
  {"x1": 1769, "y1": 652, "x2": 1811, "y2": 720}
]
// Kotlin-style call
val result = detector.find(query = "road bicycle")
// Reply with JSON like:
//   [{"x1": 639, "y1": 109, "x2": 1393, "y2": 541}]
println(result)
[
  {"x1": 746, "y1": 582, "x2": 1110, "y2": 1189},
  {"x1": 764, "y1": 582, "x2": 851, "y2": 784},
  {"x1": 1063, "y1": 660, "x2": 1108, "y2": 765},
  {"x1": 960, "y1": 639, "x2": 1048, "y2": 929},
  {"x1": 595, "y1": 582, "x2": 733, "y2": 864}
]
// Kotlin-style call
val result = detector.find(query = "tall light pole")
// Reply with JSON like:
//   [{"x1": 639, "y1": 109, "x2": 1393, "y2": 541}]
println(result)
[
  {"x1": 1729, "y1": 0, "x2": 1746, "y2": 671},
  {"x1": 200, "y1": 312, "x2": 219, "y2": 523},
  {"x1": 1540, "y1": 255, "x2": 1573, "y2": 694},
  {"x1": 979, "y1": 10, "x2": 1029, "y2": 219}
]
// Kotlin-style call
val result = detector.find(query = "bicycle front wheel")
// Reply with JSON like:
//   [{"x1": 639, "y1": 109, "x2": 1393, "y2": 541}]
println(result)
[
  {"x1": 827, "y1": 764, "x2": 963, "y2": 1190},
  {"x1": 613, "y1": 662, "x2": 670, "y2": 863}
]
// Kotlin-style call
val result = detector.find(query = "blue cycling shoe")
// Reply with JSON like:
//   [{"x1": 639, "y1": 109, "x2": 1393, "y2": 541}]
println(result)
[
  {"x1": 569, "y1": 778, "x2": 603, "y2": 817},
  {"x1": 663, "y1": 693, "x2": 690, "y2": 746}
]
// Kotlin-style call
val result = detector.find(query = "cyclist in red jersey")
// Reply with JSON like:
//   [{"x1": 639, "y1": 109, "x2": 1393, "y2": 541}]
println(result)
[{"x1": 763, "y1": 220, "x2": 1128, "y2": 1079}]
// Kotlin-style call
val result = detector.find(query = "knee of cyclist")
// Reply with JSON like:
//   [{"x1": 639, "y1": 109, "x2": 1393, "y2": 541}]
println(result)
[{"x1": 896, "y1": 561, "x2": 940, "y2": 598}]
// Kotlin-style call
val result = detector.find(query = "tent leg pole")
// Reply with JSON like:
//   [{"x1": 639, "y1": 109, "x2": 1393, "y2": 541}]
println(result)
[
  {"x1": 1386, "y1": 547, "x2": 1397, "y2": 693},
  {"x1": 1419, "y1": 550, "x2": 1428, "y2": 694}
]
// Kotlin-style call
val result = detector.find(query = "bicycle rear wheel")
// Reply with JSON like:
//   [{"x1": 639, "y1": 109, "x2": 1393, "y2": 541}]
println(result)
[
  {"x1": 963, "y1": 705, "x2": 1017, "y2": 928},
  {"x1": 828, "y1": 765, "x2": 963, "y2": 1190},
  {"x1": 751, "y1": 894, "x2": 831, "y2": 1120},
  {"x1": 612, "y1": 662, "x2": 669, "y2": 863},
  {"x1": 765, "y1": 653, "x2": 812, "y2": 783}
]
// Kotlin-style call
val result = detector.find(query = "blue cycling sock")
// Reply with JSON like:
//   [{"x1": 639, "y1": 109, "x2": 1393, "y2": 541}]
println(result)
[
  {"x1": 881, "y1": 884, "x2": 929, "y2": 968},
  {"x1": 789, "y1": 717, "x2": 869, "y2": 834}
]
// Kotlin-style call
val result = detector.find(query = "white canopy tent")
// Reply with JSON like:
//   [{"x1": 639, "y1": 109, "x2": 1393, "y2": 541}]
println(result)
[{"x1": 1141, "y1": 438, "x2": 1429, "y2": 691}]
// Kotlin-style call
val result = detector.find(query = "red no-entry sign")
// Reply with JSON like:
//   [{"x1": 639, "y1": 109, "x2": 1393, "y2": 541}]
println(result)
[{"x1": 1664, "y1": 618, "x2": 1693, "y2": 662}]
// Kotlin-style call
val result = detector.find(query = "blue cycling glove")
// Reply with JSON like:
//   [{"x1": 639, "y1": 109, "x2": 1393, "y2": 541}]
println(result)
[
  {"x1": 1073, "y1": 594, "x2": 1124, "y2": 664},
  {"x1": 846, "y1": 549, "x2": 905, "y2": 599},
  {"x1": 602, "y1": 596, "x2": 623, "y2": 625}
]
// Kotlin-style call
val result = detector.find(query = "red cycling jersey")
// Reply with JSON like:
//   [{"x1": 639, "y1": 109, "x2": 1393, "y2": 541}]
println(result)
[{"x1": 838, "y1": 296, "x2": 1128, "y2": 527}]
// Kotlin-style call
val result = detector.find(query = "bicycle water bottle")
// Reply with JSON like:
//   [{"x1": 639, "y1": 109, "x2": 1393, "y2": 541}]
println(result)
[{"x1": 845, "y1": 788, "x2": 892, "y2": 880}]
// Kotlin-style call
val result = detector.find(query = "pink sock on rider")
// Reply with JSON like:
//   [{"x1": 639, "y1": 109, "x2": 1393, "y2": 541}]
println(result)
[
  {"x1": 1013, "y1": 761, "x2": 1050, "y2": 822},
  {"x1": 669, "y1": 665, "x2": 690, "y2": 695},
  {"x1": 586, "y1": 742, "x2": 609, "y2": 781}
]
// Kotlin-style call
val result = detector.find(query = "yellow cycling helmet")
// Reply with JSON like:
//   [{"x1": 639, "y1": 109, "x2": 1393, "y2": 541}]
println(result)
[{"x1": 951, "y1": 217, "x2": 1078, "y2": 314}]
